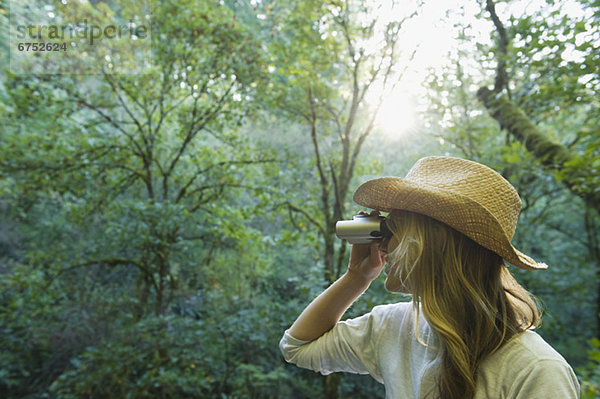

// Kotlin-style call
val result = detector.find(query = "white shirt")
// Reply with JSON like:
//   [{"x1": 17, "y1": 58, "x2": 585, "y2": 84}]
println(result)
[{"x1": 279, "y1": 302, "x2": 580, "y2": 398}]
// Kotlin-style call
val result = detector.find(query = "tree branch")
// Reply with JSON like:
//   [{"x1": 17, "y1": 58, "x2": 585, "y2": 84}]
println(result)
[
  {"x1": 286, "y1": 201, "x2": 326, "y2": 236},
  {"x1": 485, "y1": 0, "x2": 510, "y2": 95}
]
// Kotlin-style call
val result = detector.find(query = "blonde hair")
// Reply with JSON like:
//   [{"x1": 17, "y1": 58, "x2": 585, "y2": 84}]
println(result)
[{"x1": 385, "y1": 210, "x2": 541, "y2": 399}]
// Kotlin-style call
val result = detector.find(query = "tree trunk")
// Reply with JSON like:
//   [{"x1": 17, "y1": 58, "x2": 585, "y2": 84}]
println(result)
[
  {"x1": 324, "y1": 373, "x2": 342, "y2": 398},
  {"x1": 477, "y1": 87, "x2": 600, "y2": 214}
]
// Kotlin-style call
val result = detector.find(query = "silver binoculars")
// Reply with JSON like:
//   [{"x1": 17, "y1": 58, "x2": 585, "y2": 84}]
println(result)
[{"x1": 335, "y1": 214, "x2": 392, "y2": 244}]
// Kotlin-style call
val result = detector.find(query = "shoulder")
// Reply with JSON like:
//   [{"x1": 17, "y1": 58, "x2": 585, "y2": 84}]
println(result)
[
  {"x1": 359, "y1": 301, "x2": 414, "y2": 329},
  {"x1": 500, "y1": 330, "x2": 570, "y2": 363},
  {"x1": 481, "y1": 330, "x2": 580, "y2": 397},
  {"x1": 335, "y1": 301, "x2": 414, "y2": 342},
  {"x1": 369, "y1": 301, "x2": 413, "y2": 317},
  {"x1": 343, "y1": 301, "x2": 424, "y2": 350}
]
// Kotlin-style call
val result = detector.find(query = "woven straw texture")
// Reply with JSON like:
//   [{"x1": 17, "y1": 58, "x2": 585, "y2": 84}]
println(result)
[{"x1": 353, "y1": 156, "x2": 547, "y2": 270}]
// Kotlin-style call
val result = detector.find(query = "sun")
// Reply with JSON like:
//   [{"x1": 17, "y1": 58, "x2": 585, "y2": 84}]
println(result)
[
  {"x1": 359, "y1": 0, "x2": 493, "y2": 139},
  {"x1": 374, "y1": 90, "x2": 417, "y2": 137}
]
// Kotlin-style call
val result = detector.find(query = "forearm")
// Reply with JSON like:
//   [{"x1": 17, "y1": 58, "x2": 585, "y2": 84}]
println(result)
[{"x1": 287, "y1": 271, "x2": 371, "y2": 342}]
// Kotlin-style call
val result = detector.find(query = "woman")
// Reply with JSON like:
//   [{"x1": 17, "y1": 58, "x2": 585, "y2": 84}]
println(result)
[{"x1": 279, "y1": 156, "x2": 580, "y2": 399}]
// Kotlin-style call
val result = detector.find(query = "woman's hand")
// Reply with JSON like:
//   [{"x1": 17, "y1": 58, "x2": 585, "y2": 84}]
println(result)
[
  {"x1": 346, "y1": 211, "x2": 387, "y2": 284},
  {"x1": 286, "y1": 210, "x2": 387, "y2": 342}
]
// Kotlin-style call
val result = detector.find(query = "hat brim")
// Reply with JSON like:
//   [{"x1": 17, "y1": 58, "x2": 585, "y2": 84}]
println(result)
[{"x1": 353, "y1": 177, "x2": 547, "y2": 271}]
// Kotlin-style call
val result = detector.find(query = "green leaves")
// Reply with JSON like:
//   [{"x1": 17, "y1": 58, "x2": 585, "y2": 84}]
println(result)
[
  {"x1": 2, "y1": 0, "x2": 599, "y2": 397},
  {"x1": 0, "y1": 0, "x2": 283, "y2": 396},
  {"x1": 578, "y1": 338, "x2": 600, "y2": 398},
  {"x1": 49, "y1": 316, "x2": 216, "y2": 398}
]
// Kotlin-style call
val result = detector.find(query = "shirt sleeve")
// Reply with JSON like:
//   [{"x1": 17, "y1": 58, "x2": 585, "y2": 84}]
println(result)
[
  {"x1": 279, "y1": 305, "x2": 397, "y2": 383},
  {"x1": 510, "y1": 358, "x2": 581, "y2": 399}
]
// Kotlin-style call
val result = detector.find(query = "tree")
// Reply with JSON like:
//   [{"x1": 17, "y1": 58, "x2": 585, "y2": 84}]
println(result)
[
  {"x1": 476, "y1": 0, "x2": 600, "y2": 335},
  {"x1": 0, "y1": 0, "x2": 273, "y2": 396},
  {"x1": 263, "y1": 0, "x2": 419, "y2": 396},
  {"x1": 477, "y1": 0, "x2": 600, "y2": 209},
  {"x1": 2, "y1": 0, "x2": 269, "y2": 316},
  {"x1": 269, "y1": 0, "x2": 417, "y2": 282}
]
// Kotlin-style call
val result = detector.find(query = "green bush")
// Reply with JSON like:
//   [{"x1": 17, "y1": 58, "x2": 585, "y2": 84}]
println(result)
[{"x1": 578, "y1": 338, "x2": 600, "y2": 399}]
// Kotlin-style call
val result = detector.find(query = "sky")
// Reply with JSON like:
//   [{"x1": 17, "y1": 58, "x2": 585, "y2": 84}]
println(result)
[
  {"x1": 367, "y1": 0, "x2": 492, "y2": 137},
  {"x1": 366, "y1": 0, "x2": 589, "y2": 138}
]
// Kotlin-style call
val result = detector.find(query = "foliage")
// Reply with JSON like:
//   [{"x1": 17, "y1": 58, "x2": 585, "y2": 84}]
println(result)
[
  {"x1": 48, "y1": 309, "x2": 294, "y2": 399},
  {"x1": 0, "y1": 0, "x2": 598, "y2": 397},
  {"x1": 579, "y1": 338, "x2": 600, "y2": 398}
]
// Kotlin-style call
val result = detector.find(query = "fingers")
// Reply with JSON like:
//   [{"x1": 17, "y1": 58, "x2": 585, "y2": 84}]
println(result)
[
  {"x1": 369, "y1": 242, "x2": 385, "y2": 267},
  {"x1": 358, "y1": 210, "x2": 380, "y2": 217},
  {"x1": 350, "y1": 242, "x2": 369, "y2": 263},
  {"x1": 350, "y1": 242, "x2": 378, "y2": 266},
  {"x1": 369, "y1": 242, "x2": 380, "y2": 262}
]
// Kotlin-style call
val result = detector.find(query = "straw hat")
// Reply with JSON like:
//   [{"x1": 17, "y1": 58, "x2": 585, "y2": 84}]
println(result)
[{"x1": 353, "y1": 156, "x2": 547, "y2": 270}]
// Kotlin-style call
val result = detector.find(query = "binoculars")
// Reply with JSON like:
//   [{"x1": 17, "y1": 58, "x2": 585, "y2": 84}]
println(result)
[{"x1": 335, "y1": 214, "x2": 392, "y2": 244}]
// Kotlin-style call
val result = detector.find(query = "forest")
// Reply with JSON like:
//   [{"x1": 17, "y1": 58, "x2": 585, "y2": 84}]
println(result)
[{"x1": 0, "y1": 0, "x2": 599, "y2": 397}]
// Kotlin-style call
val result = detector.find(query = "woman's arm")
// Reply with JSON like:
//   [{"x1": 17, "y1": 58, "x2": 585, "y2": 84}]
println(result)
[{"x1": 288, "y1": 241, "x2": 386, "y2": 342}]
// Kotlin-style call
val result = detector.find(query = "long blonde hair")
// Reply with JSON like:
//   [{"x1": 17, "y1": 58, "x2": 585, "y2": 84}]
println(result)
[{"x1": 385, "y1": 210, "x2": 541, "y2": 399}]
